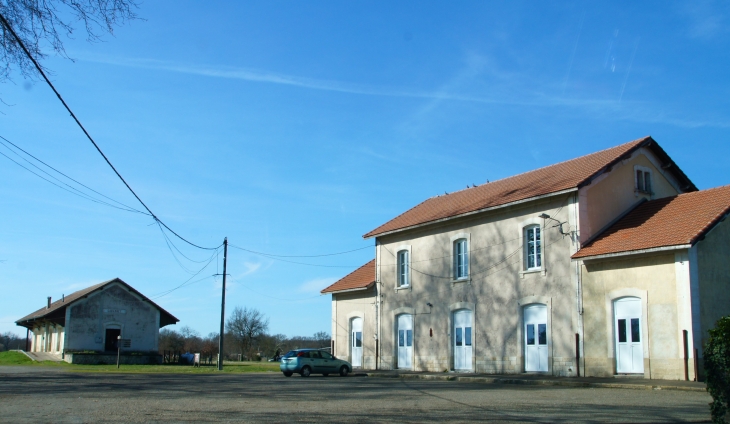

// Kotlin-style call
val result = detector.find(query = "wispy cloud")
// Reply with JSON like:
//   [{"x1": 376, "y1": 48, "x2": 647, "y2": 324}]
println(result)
[
  {"x1": 75, "y1": 53, "x2": 730, "y2": 129},
  {"x1": 299, "y1": 277, "x2": 337, "y2": 294},
  {"x1": 679, "y1": 1, "x2": 727, "y2": 39}
]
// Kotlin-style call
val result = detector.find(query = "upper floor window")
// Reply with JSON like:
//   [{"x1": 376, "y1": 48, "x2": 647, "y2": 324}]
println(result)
[
  {"x1": 453, "y1": 239, "x2": 469, "y2": 280},
  {"x1": 525, "y1": 225, "x2": 541, "y2": 270},
  {"x1": 635, "y1": 167, "x2": 652, "y2": 194},
  {"x1": 397, "y1": 250, "x2": 410, "y2": 287}
]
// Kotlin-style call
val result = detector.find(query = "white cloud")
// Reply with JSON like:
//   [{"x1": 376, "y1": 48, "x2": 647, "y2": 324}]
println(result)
[{"x1": 299, "y1": 277, "x2": 338, "y2": 294}]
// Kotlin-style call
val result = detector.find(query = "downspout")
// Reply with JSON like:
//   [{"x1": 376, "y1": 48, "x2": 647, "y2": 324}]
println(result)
[
  {"x1": 376, "y1": 238, "x2": 381, "y2": 370},
  {"x1": 573, "y1": 192, "x2": 585, "y2": 377}
]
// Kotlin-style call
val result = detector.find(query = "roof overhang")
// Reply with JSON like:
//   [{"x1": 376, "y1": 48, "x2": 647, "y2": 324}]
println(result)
[
  {"x1": 572, "y1": 244, "x2": 691, "y2": 262},
  {"x1": 321, "y1": 281, "x2": 375, "y2": 295},
  {"x1": 364, "y1": 188, "x2": 578, "y2": 239}
]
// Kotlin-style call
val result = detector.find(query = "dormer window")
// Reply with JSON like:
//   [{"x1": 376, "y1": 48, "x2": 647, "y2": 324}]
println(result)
[{"x1": 635, "y1": 166, "x2": 653, "y2": 195}]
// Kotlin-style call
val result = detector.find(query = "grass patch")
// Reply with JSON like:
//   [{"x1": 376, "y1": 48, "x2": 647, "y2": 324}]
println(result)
[
  {"x1": 0, "y1": 351, "x2": 69, "y2": 367},
  {"x1": 0, "y1": 352, "x2": 281, "y2": 374},
  {"x1": 0, "y1": 351, "x2": 34, "y2": 365},
  {"x1": 64, "y1": 361, "x2": 281, "y2": 374}
]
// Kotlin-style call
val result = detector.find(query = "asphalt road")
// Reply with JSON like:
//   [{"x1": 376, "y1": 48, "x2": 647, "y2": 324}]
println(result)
[{"x1": 0, "y1": 366, "x2": 712, "y2": 423}]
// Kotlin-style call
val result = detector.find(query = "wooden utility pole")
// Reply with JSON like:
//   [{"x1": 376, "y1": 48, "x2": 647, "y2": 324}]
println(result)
[{"x1": 217, "y1": 237, "x2": 228, "y2": 371}]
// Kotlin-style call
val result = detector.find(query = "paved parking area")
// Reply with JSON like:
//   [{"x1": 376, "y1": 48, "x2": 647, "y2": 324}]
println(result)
[{"x1": 0, "y1": 367, "x2": 713, "y2": 423}]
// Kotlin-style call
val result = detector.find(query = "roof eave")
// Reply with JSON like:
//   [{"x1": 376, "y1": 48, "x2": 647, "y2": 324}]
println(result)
[
  {"x1": 321, "y1": 281, "x2": 375, "y2": 295},
  {"x1": 572, "y1": 244, "x2": 692, "y2": 262},
  {"x1": 364, "y1": 188, "x2": 578, "y2": 239}
]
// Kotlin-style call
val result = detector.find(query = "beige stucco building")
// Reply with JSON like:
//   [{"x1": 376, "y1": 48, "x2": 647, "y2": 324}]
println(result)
[
  {"x1": 322, "y1": 136, "x2": 730, "y2": 380},
  {"x1": 16, "y1": 278, "x2": 179, "y2": 364}
]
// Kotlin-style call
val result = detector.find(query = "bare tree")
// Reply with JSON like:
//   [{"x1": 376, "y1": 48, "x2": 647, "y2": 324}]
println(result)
[
  {"x1": 313, "y1": 331, "x2": 331, "y2": 348},
  {"x1": 225, "y1": 306, "x2": 269, "y2": 359},
  {"x1": 0, "y1": 0, "x2": 139, "y2": 84}
]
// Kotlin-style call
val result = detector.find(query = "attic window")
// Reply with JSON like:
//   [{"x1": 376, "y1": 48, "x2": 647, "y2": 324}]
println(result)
[{"x1": 635, "y1": 167, "x2": 652, "y2": 195}]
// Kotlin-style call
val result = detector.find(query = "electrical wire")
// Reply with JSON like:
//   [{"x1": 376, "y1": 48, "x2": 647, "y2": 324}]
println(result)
[
  {"x1": 228, "y1": 244, "x2": 364, "y2": 268},
  {"x1": 0, "y1": 135, "x2": 148, "y2": 215},
  {"x1": 150, "y1": 246, "x2": 222, "y2": 299},
  {"x1": 228, "y1": 244, "x2": 372, "y2": 258},
  {"x1": 0, "y1": 12, "x2": 217, "y2": 251}
]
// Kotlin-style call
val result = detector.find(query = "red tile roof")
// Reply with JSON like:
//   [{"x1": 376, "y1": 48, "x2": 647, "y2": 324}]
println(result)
[
  {"x1": 363, "y1": 136, "x2": 695, "y2": 238},
  {"x1": 573, "y1": 185, "x2": 730, "y2": 259},
  {"x1": 321, "y1": 260, "x2": 376, "y2": 294}
]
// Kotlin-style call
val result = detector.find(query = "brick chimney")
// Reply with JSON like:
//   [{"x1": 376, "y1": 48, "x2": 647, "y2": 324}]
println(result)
[{"x1": 47, "y1": 297, "x2": 51, "y2": 309}]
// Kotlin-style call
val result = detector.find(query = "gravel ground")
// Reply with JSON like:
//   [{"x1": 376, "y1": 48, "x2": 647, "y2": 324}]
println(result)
[{"x1": 0, "y1": 366, "x2": 712, "y2": 423}]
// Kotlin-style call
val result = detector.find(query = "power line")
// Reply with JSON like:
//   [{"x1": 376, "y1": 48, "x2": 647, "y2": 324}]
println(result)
[
  {"x1": 0, "y1": 135, "x2": 148, "y2": 215},
  {"x1": 0, "y1": 12, "x2": 217, "y2": 251},
  {"x1": 229, "y1": 244, "x2": 372, "y2": 258},
  {"x1": 150, "y1": 246, "x2": 222, "y2": 299},
  {"x1": 228, "y1": 244, "x2": 365, "y2": 268}
]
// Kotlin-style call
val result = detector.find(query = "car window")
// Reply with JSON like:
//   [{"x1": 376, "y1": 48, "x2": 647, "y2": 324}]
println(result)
[
  {"x1": 295, "y1": 351, "x2": 309, "y2": 358},
  {"x1": 319, "y1": 351, "x2": 333, "y2": 359},
  {"x1": 283, "y1": 350, "x2": 297, "y2": 358},
  {"x1": 309, "y1": 351, "x2": 321, "y2": 359}
]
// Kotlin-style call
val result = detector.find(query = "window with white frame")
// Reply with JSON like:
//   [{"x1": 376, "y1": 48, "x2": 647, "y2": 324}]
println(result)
[
  {"x1": 453, "y1": 238, "x2": 469, "y2": 280},
  {"x1": 525, "y1": 225, "x2": 542, "y2": 270},
  {"x1": 397, "y1": 250, "x2": 409, "y2": 287},
  {"x1": 635, "y1": 167, "x2": 652, "y2": 194}
]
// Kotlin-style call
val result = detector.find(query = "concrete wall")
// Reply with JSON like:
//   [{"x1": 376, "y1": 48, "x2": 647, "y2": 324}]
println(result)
[
  {"x1": 376, "y1": 193, "x2": 580, "y2": 375},
  {"x1": 65, "y1": 282, "x2": 161, "y2": 353},
  {"x1": 578, "y1": 148, "x2": 681, "y2": 244},
  {"x1": 696, "y1": 219, "x2": 730, "y2": 351},
  {"x1": 580, "y1": 252, "x2": 697, "y2": 380},
  {"x1": 331, "y1": 288, "x2": 377, "y2": 369},
  {"x1": 65, "y1": 352, "x2": 162, "y2": 365}
]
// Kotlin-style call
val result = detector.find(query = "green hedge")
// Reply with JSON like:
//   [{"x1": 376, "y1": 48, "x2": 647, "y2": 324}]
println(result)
[{"x1": 705, "y1": 316, "x2": 730, "y2": 423}]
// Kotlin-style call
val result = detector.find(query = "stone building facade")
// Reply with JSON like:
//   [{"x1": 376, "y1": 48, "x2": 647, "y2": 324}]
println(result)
[
  {"x1": 323, "y1": 136, "x2": 730, "y2": 380},
  {"x1": 16, "y1": 278, "x2": 178, "y2": 364}
]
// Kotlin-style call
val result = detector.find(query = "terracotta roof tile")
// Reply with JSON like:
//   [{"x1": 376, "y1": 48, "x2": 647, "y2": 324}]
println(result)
[
  {"x1": 573, "y1": 185, "x2": 730, "y2": 259},
  {"x1": 321, "y1": 260, "x2": 375, "y2": 294},
  {"x1": 364, "y1": 137, "x2": 656, "y2": 238}
]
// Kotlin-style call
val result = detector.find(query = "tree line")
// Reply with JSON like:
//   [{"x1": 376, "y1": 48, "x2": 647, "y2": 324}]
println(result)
[
  {"x1": 0, "y1": 332, "x2": 26, "y2": 352},
  {"x1": 158, "y1": 306, "x2": 330, "y2": 361}
]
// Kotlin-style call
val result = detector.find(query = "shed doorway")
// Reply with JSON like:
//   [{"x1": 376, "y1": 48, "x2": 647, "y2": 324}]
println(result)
[
  {"x1": 397, "y1": 314, "x2": 413, "y2": 369},
  {"x1": 350, "y1": 317, "x2": 363, "y2": 368},
  {"x1": 105, "y1": 328, "x2": 121, "y2": 352},
  {"x1": 453, "y1": 310, "x2": 473, "y2": 371},
  {"x1": 614, "y1": 297, "x2": 644, "y2": 374},
  {"x1": 524, "y1": 304, "x2": 548, "y2": 372}
]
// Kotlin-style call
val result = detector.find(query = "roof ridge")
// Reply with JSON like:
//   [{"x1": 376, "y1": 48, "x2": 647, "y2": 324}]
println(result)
[{"x1": 363, "y1": 136, "x2": 652, "y2": 238}]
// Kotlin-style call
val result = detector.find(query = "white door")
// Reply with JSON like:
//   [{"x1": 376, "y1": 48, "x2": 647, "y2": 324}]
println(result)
[
  {"x1": 615, "y1": 297, "x2": 644, "y2": 374},
  {"x1": 397, "y1": 314, "x2": 413, "y2": 369},
  {"x1": 454, "y1": 310, "x2": 473, "y2": 371},
  {"x1": 524, "y1": 304, "x2": 548, "y2": 372},
  {"x1": 351, "y1": 317, "x2": 363, "y2": 368}
]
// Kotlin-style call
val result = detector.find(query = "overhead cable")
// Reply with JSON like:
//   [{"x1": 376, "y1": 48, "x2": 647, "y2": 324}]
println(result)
[{"x1": 0, "y1": 12, "x2": 217, "y2": 251}]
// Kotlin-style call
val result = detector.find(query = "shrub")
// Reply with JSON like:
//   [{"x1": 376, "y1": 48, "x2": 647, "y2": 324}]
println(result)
[{"x1": 705, "y1": 316, "x2": 730, "y2": 423}]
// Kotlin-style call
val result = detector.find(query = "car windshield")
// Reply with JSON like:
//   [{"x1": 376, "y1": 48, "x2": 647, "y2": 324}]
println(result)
[{"x1": 282, "y1": 350, "x2": 298, "y2": 358}]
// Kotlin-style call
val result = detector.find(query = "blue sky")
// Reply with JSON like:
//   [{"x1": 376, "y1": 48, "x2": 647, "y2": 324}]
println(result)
[{"x1": 1, "y1": 1, "x2": 729, "y2": 338}]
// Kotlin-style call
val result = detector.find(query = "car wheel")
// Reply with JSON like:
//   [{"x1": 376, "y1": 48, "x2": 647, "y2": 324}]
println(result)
[
  {"x1": 300, "y1": 366, "x2": 311, "y2": 377},
  {"x1": 283, "y1": 372, "x2": 292, "y2": 377},
  {"x1": 339, "y1": 365, "x2": 349, "y2": 377},
  {"x1": 322, "y1": 373, "x2": 329, "y2": 377}
]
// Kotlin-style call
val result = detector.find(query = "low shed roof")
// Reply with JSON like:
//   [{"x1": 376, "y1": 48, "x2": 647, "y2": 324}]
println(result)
[
  {"x1": 573, "y1": 185, "x2": 730, "y2": 260},
  {"x1": 16, "y1": 278, "x2": 179, "y2": 329},
  {"x1": 321, "y1": 260, "x2": 376, "y2": 294}
]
